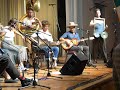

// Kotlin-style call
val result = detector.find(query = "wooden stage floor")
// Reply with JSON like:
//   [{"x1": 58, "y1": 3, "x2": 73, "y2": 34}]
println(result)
[{"x1": 0, "y1": 59, "x2": 113, "y2": 90}]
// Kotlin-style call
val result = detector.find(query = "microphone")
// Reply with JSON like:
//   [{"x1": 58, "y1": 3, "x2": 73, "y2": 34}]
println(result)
[
  {"x1": 49, "y1": 4, "x2": 56, "y2": 6},
  {"x1": 77, "y1": 28, "x2": 80, "y2": 30},
  {"x1": 17, "y1": 21, "x2": 27, "y2": 26}
]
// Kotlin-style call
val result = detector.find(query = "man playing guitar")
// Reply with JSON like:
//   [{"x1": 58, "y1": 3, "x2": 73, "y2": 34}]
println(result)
[{"x1": 59, "y1": 22, "x2": 89, "y2": 58}]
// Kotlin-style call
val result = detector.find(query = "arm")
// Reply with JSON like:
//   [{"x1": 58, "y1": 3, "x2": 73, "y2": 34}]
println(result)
[
  {"x1": 59, "y1": 32, "x2": 68, "y2": 41},
  {"x1": 89, "y1": 20, "x2": 95, "y2": 26},
  {"x1": 13, "y1": 29, "x2": 24, "y2": 39},
  {"x1": 34, "y1": 17, "x2": 42, "y2": 28}
]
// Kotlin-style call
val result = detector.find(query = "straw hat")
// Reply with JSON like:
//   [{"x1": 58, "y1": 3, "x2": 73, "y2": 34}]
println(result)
[{"x1": 67, "y1": 22, "x2": 78, "y2": 28}]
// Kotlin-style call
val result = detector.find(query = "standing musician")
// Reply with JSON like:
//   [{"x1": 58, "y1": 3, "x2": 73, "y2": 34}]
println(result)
[
  {"x1": 31, "y1": 20, "x2": 59, "y2": 68},
  {"x1": 89, "y1": 8, "x2": 108, "y2": 63},
  {"x1": 59, "y1": 22, "x2": 89, "y2": 59}
]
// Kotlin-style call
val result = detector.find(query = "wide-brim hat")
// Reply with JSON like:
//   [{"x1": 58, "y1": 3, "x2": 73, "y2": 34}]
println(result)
[{"x1": 67, "y1": 22, "x2": 78, "y2": 28}]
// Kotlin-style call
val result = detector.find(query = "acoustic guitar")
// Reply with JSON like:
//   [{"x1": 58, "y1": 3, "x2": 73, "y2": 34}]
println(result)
[{"x1": 61, "y1": 37, "x2": 94, "y2": 50}]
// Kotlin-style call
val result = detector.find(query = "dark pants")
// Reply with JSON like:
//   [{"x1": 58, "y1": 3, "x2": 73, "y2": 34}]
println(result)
[
  {"x1": 92, "y1": 36, "x2": 107, "y2": 62},
  {"x1": 0, "y1": 55, "x2": 20, "y2": 80},
  {"x1": 70, "y1": 45, "x2": 89, "y2": 58}
]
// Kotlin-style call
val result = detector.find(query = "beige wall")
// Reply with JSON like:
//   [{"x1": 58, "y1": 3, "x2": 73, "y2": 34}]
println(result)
[{"x1": 36, "y1": 0, "x2": 58, "y2": 40}]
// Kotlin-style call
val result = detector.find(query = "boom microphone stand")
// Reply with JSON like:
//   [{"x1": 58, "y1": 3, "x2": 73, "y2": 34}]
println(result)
[
  {"x1": 35, "y1": 30, "x2": 62, "y2": 79},
  {"x1": 78, "y1": 28, "x2": 97, "y2": 68},
  {"x1": 86, "y1": 30, "x2": 96, "y2": 68}
]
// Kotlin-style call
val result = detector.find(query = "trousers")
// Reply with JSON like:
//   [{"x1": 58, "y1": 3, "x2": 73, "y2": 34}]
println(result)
[{"x1": 0, "y1": 54, "x2": 20, "y2": 80}]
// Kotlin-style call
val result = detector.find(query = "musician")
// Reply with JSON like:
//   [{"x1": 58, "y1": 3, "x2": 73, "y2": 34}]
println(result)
[
  {"x1": 0, "y1": 53, "x2": 32, "y2": 87},
  {"x1": 31, "y1": 20, "x2": 59, "y2": 68},
  {"x1": 1, "y1": 18, "x2": 28, "y2": 72},
  {"x1": 21, "y1": 7, "x2": 42, "y2": 35},
  {"x1": 59, "y1": 22, "x2": 89, "y2": 58},
  {"x1": 20, "y1": 7, "x2": 42, "y2": 54},
  {"x1": 89, "y1": 8, "x2": 107, "y2": 63}
]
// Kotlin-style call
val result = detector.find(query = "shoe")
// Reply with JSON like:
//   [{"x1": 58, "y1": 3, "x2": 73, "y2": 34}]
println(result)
[
  {"x1": 21, "y1": 78, "x2": 33, "y2": 87},
  {"x1": 4, "y1": 78, "x2": 18, "y2": 83},
  {"x1": 18, "y1": 65, "x2": 28, "y2": 72}
]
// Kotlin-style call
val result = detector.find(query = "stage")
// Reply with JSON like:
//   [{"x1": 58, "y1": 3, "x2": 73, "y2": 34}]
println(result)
[{"x1": 0, "y1": 59, "x2": 115, "y2": 90}]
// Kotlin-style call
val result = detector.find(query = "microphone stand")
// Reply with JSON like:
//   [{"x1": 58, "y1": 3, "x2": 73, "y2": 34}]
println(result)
[
  {"x1": 78, "y1": 28, "x2": 97, "y2": 69},
  {"x1": 49, "y1": 3, "x2": 61, "y2": 33},
  {"x1": 35, "y1": 30, "x2": 62, "y2": 79},
  {"x1": 17, "y1": 30, "x2": 50, "y2": 90}
]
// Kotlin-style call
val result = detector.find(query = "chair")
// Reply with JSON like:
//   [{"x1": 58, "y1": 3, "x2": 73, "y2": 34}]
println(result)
[{"x1": 31, "y1": 42, "x2": 46, "y2": 69}]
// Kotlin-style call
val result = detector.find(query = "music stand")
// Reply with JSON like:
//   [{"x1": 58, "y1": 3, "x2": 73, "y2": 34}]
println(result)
[{"x1": 17, "y1": 31, "x2": 50, "y2": 90}]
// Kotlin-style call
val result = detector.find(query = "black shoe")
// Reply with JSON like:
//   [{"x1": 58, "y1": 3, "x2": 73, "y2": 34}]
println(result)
[{"x1": 21, "y1": 78, "x2": 33, "y2": 87}]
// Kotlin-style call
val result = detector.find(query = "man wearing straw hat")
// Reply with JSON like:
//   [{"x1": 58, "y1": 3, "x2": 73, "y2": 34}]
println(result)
[{"x1": 60, "y1": 22, "x2": 89, "y2": 59}]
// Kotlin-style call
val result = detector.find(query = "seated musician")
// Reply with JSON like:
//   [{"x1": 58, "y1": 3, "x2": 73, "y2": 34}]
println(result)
[
  {"x1": 1, "y1": 18, "x2": 28, "y2": 72},
  {"x1": 59, "y1": 22, "x2": 89, "y2": 58},
  {"x1": 31, "y1": 20, "x2": 59, "y2": 68},
  {"x1": 20, "y1": 7, "x2": 42, "y2": 54}
]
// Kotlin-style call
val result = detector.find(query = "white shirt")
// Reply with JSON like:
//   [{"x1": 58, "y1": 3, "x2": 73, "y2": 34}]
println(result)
[
  {"x1": 23, "y1": 17, "x2": 36, "y2": 26},
  {"x1": 3, "y1": 26, "x2": 15, "y2": 41},
  {"x1": 31, "y1": 29, "x2": 53, "y2": 43}
]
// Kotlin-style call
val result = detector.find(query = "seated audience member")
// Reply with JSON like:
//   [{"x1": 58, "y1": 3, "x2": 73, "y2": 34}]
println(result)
[{"x1": 0, "y1": 52, "x2": 33, "y2": 88}]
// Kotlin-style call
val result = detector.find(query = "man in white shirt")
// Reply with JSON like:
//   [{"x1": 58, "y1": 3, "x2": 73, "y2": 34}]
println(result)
[{"x1": 31, "y1": 20, "x2": 59, "y2": 68}]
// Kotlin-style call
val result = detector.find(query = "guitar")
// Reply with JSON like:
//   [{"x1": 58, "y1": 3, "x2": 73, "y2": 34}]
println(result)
[{"x1": 61, "y1": 37, "x2": 94, "y2": 50}]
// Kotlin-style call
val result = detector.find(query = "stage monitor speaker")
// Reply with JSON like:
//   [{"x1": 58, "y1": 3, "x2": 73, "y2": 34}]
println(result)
[{"x1": 60, "y1": 52, "x2": 88, "y2": 75}]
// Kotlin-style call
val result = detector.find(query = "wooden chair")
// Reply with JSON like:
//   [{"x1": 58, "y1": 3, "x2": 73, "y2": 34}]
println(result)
[{"x1": 31, "y1": 42, "x2": 46, "y2": 69}]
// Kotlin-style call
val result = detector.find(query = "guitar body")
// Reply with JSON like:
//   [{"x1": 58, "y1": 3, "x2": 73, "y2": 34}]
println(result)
[
  {"x1": 61, "y1": 37, "x2": 94, "y2": 50},
  {"x1": 61, "y1": 38, "x2": 79, "y2": 50}
]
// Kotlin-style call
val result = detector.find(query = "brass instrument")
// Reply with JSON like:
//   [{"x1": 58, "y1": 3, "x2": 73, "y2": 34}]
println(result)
[
  {"x1": 101, "y1": 31, "x2": 108, "y2": 39},
  {"x1": 33, "y1": 0, "x2": 40, "y2": 12},
  {"x1": 26, "y1": 0, "x2": 40, "y2": 12}
]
